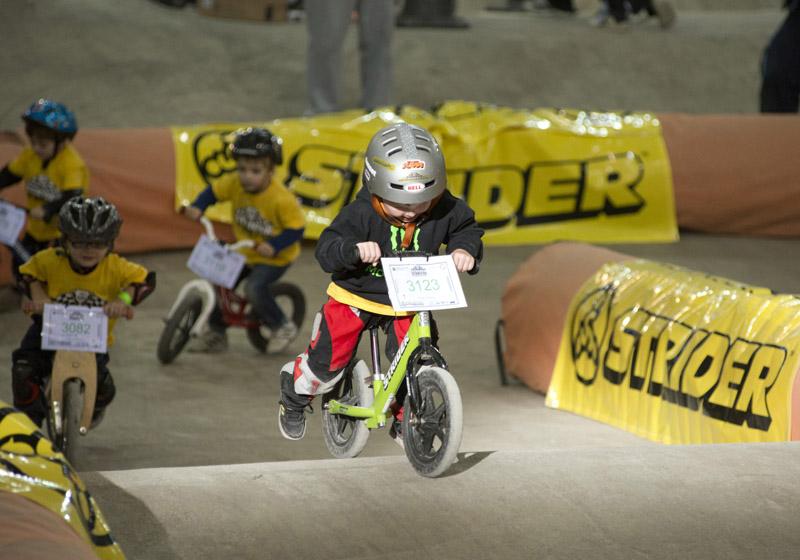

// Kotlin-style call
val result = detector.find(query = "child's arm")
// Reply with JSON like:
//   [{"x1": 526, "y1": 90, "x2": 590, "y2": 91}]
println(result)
[
  {"x1": 256, "y1": 193, "x2": 306, "y2": 257},
  {"x1": 0, "y1": 165, "x2": 22, "y2": 190},
  {"x1": 314, "y1": 206, "x2": 368, "y2": 273},
  {"x1": 32, "y1": 189, "x2": 83, "y2": 221},
  {"x1": 182, "y1": 185, "x2": 218, "y2": 220},
  {"x1": 445, "y1": 198, "x2": 484, "y2": 275},
  {"x1": 21, "y1": 280, "x2": 52, "y2": 315},
  {"x1": 103, "y1": 287, "x2": 135, "y2": 320}
]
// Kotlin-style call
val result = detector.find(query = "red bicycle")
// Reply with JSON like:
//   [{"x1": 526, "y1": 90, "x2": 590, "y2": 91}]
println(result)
[{"x1": 156, "y1": 217, "x2": 306, "y2": 364}]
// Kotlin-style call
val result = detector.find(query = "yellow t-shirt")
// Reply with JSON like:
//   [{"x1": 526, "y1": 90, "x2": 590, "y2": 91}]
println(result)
[
  {"x1": 7, "y1": 144, "x2": 89, "y2": 242},
  {"x1": 211, "y1": 174, "x2": 305, "y2": 267},
  {"x1": 19, "y1": 248, "x2": 148, "y2": 346}
]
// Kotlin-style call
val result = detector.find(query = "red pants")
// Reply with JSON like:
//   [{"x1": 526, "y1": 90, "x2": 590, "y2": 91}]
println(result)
[{"x1": 285, "y1": 298, "x2": 412, "y2": 399}]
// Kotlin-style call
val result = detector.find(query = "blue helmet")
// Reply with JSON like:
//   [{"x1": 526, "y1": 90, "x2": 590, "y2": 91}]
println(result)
[{"x1": 22, "y1": 99, "x2": 78, "y2": 138}]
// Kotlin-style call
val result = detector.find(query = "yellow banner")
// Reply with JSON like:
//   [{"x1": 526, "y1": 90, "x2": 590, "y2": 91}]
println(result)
[
  {"x1": 172, "y1": 101, "x2": 677, "y2": 244},
  {"x1": 0, "y1": 403, "x2": 125, "y2": 558},
  {"x1": 546, "y1": 261, "x2": 800, "y2": 444}
]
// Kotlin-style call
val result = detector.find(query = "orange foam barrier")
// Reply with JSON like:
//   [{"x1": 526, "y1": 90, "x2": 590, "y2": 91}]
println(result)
[
  {"x1": 660, "y1": 113, "x2": 800, "y2": 237},
  {"x1": 0, "y1": 492, "x2": 99, "y2": 560},
  {"x1": 500, "y1": 242, "x2": 800, "y2": 441}
]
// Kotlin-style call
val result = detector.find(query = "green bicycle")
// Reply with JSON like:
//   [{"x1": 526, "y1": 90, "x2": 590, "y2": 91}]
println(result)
[{"x1": 322, "y1": 255, "x2": 464, "y2": 478}]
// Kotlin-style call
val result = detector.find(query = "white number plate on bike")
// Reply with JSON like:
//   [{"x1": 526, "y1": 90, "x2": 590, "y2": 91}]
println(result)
[
  {"x1": 42, "y1": 304, "x2": 109, "y2": 353},
  {"x1": 187, "y1": 234, "x2": 246, "y2": 289},
  {"x1": 0, "y1": 200, "x2": 26, "y2": 246},
  {"x1": 381, "y1": 255, "x2": 467, "y2": 312}
]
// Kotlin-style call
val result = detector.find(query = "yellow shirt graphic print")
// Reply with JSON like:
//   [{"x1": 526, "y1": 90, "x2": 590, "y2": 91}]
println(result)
[{"x1": 211, "y1": 174, "x2": 305, "y2": 267}]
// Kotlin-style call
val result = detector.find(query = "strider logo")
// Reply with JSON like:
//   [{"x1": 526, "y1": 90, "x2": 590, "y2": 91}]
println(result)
[
  {"x1": 570, "y1": 286, "x2": 615, "y2": 386},
  {"x1": 570, "y1": 284, "x2": 790, "y2": 431},
  {"x1": 403, "y1": 160, "x2": 425, "y2": 170}
]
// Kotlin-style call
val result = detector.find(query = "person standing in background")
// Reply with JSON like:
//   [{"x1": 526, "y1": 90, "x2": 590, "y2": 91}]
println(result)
[
  {"x1": 760, "y1": 0, "x2": 800, "y2": 113},
  {"x1": 305, "y1": 0, "x2": 394, "y2": 114},
  {"x1": 593, "y1": 0, "x2": 675, "y2": 29}
]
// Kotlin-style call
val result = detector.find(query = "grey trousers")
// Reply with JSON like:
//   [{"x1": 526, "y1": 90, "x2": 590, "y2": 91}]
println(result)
[{"x1": 305, "y1": 0, "x2": 394, "y2": 114}]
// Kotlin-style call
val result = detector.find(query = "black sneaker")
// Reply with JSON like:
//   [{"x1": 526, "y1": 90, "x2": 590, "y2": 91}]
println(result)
[{"x1": 278, "y1": 400, "x2": 307, "y2": 441}]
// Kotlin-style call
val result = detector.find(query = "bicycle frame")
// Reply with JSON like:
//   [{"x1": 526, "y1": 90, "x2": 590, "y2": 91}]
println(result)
[
  {"x1": 325, "y1": 310, "x2": 447, "y2": 429},
  {"x1": 49, "y1": 350, "x2": 97, "y2": 436}
]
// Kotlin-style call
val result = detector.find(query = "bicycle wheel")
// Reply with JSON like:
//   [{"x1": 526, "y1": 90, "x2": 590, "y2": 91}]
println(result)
[
  {"x1": 321, "y1": 360, "x2": 373, "y2": 458},
  {"x1": 157, "y1": 293, "x2": 203, "y2": 364},
  {"x1": 246, "y1": 282, "x2": 307, "y2": 353},
  {"x1": 60, "y1": 379, "x2": 83, "y2": 467},
  {"x1": 402, "y1": 366, "x2": 463, "y2": 478}
]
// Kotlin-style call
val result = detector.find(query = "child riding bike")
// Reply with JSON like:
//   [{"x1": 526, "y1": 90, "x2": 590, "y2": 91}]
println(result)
[
  {"x1": 11, "y1": 196, "x2": 155, "y2": 427},
  {"x1": 182, "y1": 127, "x2": 306, "y2": 354},
  {"x1": 278, "y1": 122, "x2": 484, "y2": 441},
  {"x1": 0, "y1": 99, "x2": 89, "y2": 283}
]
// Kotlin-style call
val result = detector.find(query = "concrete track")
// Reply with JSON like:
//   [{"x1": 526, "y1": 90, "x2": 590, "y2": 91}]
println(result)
[{"x1": 82, "y1": 443, "x2": 800, "y2": 560}]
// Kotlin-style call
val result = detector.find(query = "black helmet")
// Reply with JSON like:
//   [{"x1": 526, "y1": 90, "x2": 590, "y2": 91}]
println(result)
[
  {"x1": 59, "y1": 197, "x2": 122, "y2": 245},
  {"x1": 229, "y1": 127, "x2": 283, "y2": 164}
]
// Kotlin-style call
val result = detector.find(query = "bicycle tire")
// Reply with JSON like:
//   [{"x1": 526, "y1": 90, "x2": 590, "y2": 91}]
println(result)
[
  {"x1": 402, "y1": 366, "x2": 463, "y2": 478},
  {"x1": 61, "y1": 379, "x2": 83, "y2": 467},
  {"x1": 246, "y1": 282, "x2": 306, "y2": 353},
  {"x1": 321, "y1": 360, "x2": 373, "y2": 459},
  {"x1": 157, "y1": 292, "x2": 203, "y2": 364}
]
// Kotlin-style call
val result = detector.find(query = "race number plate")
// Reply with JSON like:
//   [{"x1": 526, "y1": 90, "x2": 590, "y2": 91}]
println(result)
[
  {"x1": 0, "y1": 200, "x2": 26, "y2": 246},
  {"x1": 381, "y1": 255, "x2": 468, "y2": 312},
  {"x1": 42, "y1": 304, "x2": 109, "y2": 354},
  {"x1": 187, "y1": 234, "x2": 246, "y2": 289}
]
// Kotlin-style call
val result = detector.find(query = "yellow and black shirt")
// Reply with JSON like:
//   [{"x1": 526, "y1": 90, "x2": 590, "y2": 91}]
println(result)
[
  {"x1": 5, "y1": 145, "x2": 89, "y2": 242},
  {"x1": 20, "y1": 248, "x2": 147, "y2": 346},
  {"x1": 207, "y1": 174, "x2": 305, "y2": 267}
]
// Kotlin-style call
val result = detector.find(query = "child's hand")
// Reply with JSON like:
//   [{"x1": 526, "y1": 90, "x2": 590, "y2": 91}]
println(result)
[
  {"x1": 356, "y1": 241, "x2": 382, "y2": 264},
  {"x1": 21, "y1": 297, "x2": 44, "y2": 315},
  {"x1": 103, "y1": 300, "x2": 134, "y2": 319},
  {"x1": 29, "y1": 207, "x2": 46, "y2": 220},
  {"x1": 255, "y1": 242, "x2": 276, "y2": 258},
  {"x1": 451, "y1": 249, "x2": 475, "y2": 273},
  {"x1": 182, "y1": 205, "x2": 202, "y2": 221}
]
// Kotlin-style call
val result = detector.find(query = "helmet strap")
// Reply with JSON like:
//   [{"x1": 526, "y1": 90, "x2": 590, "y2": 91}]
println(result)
[{"x1": 370, "y1": 194, "x2": 442, "y2": 249}]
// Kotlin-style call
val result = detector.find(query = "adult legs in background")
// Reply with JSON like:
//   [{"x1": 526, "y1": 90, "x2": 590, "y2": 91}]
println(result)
[
  {"x1": 760, "y1": 5, "x2": 800, "y2": 113},
  {"x1": 356, "y1": 0, "x2": 394, "y2": 110},
  {"x1": 305, "y1": 0, "x2": 356, "y2": 114}
]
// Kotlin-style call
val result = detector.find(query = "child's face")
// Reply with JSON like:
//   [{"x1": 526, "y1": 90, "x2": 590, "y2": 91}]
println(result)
[
  {"x1": 66, "y1": 240, "x2": 109, "y2": 269},
  {"x1": 236, "y1": 157, "x2": 274, "y2": 193},
  {"x1": 381, "y1": 199, "x2": 432, "y2": 224},
  {"x1": 28, "y1": 131, "x2": 57, "y2": 161}
]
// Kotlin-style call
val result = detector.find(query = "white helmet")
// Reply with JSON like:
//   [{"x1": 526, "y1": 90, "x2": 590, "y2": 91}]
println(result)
[{"x1": 362, "y1": 123, "x2": 446, "y2": 205}]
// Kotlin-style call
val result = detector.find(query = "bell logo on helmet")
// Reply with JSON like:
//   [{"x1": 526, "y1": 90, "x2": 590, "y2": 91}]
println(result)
[
  {"x1": 402, "y1": 160, "x2": 426, "y2": 170},
  {"x1": 404, "y1": 183, "x2": 425, "y2": 192}
]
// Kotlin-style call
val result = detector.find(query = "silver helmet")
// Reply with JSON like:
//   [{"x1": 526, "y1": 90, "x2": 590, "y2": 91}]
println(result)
[{"x1": 362, "y1": 123, "x2": 446, "y2": 205}]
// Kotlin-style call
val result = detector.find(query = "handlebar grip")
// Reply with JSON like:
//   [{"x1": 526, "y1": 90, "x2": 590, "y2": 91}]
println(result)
[{"x1": 123, "y1": 306, "x2": 135, "y2": 320}]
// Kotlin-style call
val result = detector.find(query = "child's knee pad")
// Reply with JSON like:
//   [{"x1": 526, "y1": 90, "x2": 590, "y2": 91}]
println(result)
[
  {"x1": 11, "y1": 359, "x2": 42, "y2": 406},
  {"x1": 291, "y1": 352, "x2": 345, "y2": 397}
]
